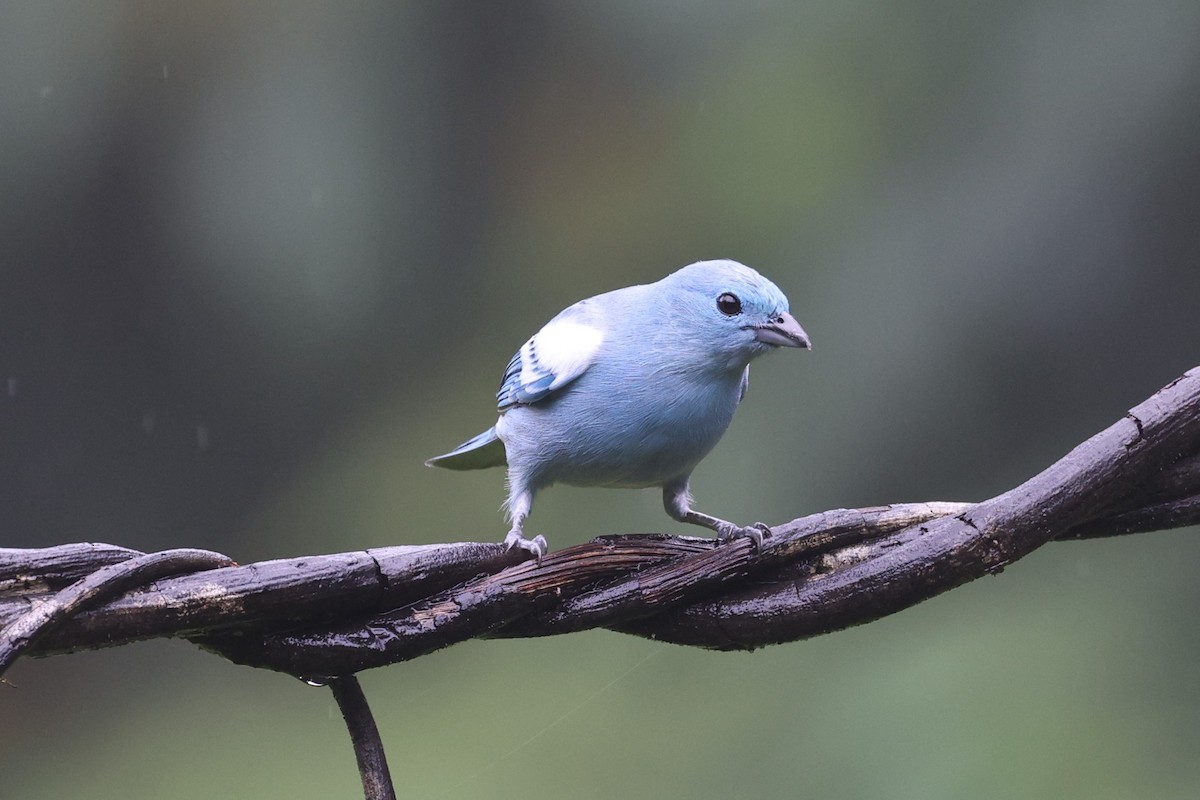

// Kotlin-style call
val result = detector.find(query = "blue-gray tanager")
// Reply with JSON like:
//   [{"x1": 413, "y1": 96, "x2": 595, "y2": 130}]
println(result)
[{"x1": 426, "y1": 259, "x2": 810, "y2": 559}]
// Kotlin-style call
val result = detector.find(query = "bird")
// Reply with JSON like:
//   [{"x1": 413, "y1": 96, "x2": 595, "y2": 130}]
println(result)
[{"x1": 425, "y1": 259, "x2": 811, "y2": 560}]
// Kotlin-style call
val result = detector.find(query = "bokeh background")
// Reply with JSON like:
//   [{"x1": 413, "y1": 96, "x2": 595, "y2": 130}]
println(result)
[{"x1": 4, "y1": 2, "x2": 1199, "y2": 798}]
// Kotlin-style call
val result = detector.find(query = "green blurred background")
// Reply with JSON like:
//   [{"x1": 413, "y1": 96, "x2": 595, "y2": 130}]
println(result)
[{"x1": 3, "y1": 2, "x2": 1199, "y2": 798}]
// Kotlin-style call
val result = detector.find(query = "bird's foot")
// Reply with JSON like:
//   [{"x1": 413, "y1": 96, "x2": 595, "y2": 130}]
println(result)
[
  {"x1": 503, "y1": 529, "x2": 548, "y2": 563},
  {"x1": 716, "y1": 521, "x2": 771, "y2": 550}
]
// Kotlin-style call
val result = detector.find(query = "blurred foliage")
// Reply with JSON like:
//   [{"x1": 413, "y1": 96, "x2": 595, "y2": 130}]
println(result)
[{"x1": 2, "y1": 2, "x2": 1199, "y2": 798}]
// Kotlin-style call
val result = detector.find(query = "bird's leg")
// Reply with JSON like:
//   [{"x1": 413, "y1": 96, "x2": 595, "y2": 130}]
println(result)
[
  {"x1": 662, "y1": 478, "x2": 771, "y2": 549},
  {"x1": 503, "y1": 482, "x2": 548, "y2": 561}
]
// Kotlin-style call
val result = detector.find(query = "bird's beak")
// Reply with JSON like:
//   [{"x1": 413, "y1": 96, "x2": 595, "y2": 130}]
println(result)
[{"x1": 753, "y1": 312, "x2": 811, "y2": 349}]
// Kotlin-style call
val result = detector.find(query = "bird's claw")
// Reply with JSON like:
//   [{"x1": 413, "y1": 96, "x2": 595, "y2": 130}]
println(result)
[
  {"x1": 503, "y1": 530, "x2": 548, "y2": 563},
  {"x1": 717, "y1": 522, "x2": 771, "y2": 550}
]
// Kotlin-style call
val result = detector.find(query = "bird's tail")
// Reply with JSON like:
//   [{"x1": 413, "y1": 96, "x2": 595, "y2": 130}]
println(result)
[{"x1": 425, "y1": 427, "x2": 507, "y2": 470}]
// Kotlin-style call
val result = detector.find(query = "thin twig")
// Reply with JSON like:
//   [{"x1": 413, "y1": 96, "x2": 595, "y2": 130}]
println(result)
[{"x1": 329, "y1": 676, "x2": 397, "y2": 800}]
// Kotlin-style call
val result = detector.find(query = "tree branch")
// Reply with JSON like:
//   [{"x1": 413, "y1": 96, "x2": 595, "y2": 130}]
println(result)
[
  {"x1": 0, "y1": 367, "x2": 1195, "y2": 678},
  {"x1": 4, "y1": 367, "x2": 1198, "y2": 800}
]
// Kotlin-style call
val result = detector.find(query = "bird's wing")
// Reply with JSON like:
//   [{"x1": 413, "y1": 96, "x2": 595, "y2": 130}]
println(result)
[{"x1": 497, "y1": 303, "x2": 604, "y2": 411}]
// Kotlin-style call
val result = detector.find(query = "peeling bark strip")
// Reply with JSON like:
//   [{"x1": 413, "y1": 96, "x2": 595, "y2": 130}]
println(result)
[{"x1": 2, "y1": 368, "x2": 1199, "y2": 680}]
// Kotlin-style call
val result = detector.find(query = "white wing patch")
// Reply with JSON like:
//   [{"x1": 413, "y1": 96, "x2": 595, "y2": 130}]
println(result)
[
  {"x1": 522, "y1": 319, "x2": 603, "y2": 391},
  {"x1": 497, "y1": 317, "x2": 604, "y2": 410}
]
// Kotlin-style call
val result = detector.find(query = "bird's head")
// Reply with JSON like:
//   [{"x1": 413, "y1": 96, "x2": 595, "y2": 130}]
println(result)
[{"x1": 662, "y1": 259, "x2": 811, "y2": 369}]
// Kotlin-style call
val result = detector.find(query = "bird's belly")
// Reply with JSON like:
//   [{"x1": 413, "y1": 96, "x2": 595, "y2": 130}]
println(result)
[
  {"x1": 500, "y1": 380, "x2": 741, "y2": 490},
  {"x1": 555, "y1": 428, "x2": 703, "y2": 489}
]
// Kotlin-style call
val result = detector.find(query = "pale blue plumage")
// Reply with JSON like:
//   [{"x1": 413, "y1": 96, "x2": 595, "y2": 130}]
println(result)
[{"x1": 427, "y1": 259, "x2": 810, "y2": 558}]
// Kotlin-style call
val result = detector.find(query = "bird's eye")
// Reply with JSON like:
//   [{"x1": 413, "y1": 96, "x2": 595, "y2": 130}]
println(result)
[{"x1": 716, "y1": 293, "x2": 742, "y2": 316}]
